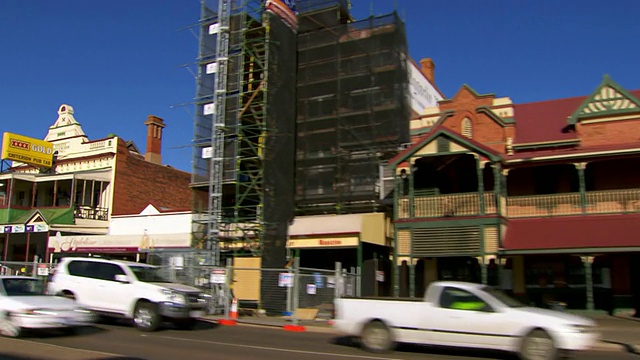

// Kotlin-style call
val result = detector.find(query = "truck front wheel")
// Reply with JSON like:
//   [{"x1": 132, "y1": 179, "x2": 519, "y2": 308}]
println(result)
[{"x1": 360, "y1": 320, "x2": 394, "y2": 353}]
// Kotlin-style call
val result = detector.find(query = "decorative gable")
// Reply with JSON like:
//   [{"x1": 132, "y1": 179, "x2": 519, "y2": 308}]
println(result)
[
  {"x1": 388, "y1": 127, "x2": 501, "y2": 168},
  {"x1": 44, "y1": 104, "x2": 89, "y2": 142},
  {"x1": 568, "y1": 75, "x2": 640, "y2": 125},
  {"x1": 28, "y1": 212, "x2": 46, "y2": 224}
]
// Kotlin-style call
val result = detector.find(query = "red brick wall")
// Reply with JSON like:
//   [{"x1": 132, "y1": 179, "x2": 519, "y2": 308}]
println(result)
[
  {"x1": 112, "y1": 139, "x2": 191, "y2": 215},
  {"x1": 439, "y1": 87, "x2": 512, "y2": 154},
  {"x1": 577, "y1": 119, "x2": 640, "y2": 147}
]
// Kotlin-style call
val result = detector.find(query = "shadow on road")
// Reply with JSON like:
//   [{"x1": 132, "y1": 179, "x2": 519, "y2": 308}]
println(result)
[
  {"x1": 15, "y1": 325, "x2": 107, "y2": 339},
  {"x1": 330, "y1": 335, "x2": 516, "y2": 359}
]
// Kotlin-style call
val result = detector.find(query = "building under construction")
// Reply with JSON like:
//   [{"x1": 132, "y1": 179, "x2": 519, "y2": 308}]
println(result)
[
  {"x1": 295, "y1": 1, "x2": 410, "y2": 215},
  {"x1": 190, "y1": 0, "x2": 411, "y2": 307}
]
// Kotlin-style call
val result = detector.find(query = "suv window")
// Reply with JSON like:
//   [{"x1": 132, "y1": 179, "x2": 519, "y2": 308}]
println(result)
[
  {"x1": 67, "y1": 260, "x2": 95, "y2": 278},
  {"x1": 96, "y1": 263, "x2": 126, "y2": 282},
  {"x1": 67, "y1": 260, "x2": 126, "y2": 281}
]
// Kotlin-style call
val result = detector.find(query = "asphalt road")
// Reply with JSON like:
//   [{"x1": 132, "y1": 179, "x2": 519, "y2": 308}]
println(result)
[{"x1": 0, "y1": 320, "x2": 636, "y2": 360}]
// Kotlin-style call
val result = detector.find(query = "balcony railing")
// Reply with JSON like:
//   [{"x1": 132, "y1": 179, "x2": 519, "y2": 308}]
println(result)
[
  {"x1": 74, "y1": 205, "x2": 109, "y2": 221},
  {"x1": 397, "y1": 188, "x2": 640, "y2": 219},
  {"x1": 585, "y1": 189, "x2": 640, "y2": 214},
  {"x1": 507, "y1": 193, "x2": 582, "y2": 217},
  {"x1": 398, "y1": 192, "x2": 497, "y2": 218}
]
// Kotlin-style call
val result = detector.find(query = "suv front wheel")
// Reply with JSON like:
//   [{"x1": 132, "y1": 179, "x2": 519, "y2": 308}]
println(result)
[{"x1": 133, "y1": 301, "x2": 160, "y2": 332}]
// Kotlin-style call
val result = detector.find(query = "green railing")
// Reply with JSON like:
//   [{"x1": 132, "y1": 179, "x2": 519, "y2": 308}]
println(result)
[
  {"x1": 398, "y1": 192, "x2": 497, "y2": 218},
  {"x1": 507, "y1": 193, "x2": 582, "y2": 217},
  {"x1": 398, "y1": 188, "x2": 640, "y2": 219}
]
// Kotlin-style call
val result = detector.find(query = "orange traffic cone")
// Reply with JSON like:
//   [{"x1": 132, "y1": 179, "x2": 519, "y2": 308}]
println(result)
[
  {"x1": 218, "y1": 297, "x2": 238, "y2": 326},
  {"x1": 230, "y1": 297, "x2": 238, "y2": 320}
]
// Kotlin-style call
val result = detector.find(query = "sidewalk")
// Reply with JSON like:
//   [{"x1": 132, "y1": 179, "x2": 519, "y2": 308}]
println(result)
[
  {"x1": 589, "y1": 312, "x2": 640, "y2": 354},
  {"x1": 204, "y1": 312, "x2": 640, "y2": 354}
]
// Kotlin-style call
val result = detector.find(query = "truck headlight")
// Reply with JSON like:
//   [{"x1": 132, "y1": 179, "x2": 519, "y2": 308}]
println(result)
[
  {"x1": 161, "y1": 289, "x2": 187, "y2": 305},
  {"x1": 568, "y1": 324, "x2": 593, "y2": 334}
]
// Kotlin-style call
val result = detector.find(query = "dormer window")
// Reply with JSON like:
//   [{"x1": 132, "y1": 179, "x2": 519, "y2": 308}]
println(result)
[{"x1": 461, "y1": 118, "x2": 473, "y2": 139}]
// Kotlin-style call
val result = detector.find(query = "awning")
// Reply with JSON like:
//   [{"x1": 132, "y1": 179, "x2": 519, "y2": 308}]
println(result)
[
  {"x1": 288, "y1": 213, "x2": 388, "y2": 246},
  {"x1": 47, "y1": 233, "x2": 191, "y2": 253},
  {"x1": 502, "y1": 214, "x2": 640, "y2": 254}
]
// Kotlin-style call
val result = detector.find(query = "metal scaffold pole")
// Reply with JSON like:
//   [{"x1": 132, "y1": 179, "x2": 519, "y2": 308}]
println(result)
[{"x1": 207, "y1": 0, "x2": 231, "y2": 266}]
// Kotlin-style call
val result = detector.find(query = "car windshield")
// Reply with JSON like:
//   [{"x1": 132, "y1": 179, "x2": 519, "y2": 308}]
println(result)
[
  {"x1": 483, "y1": 286, "x2": 526, "y2": 308},
  {"x1": 129, "y1": 266, "x2": 172, "y2": 283},
  {"x1": 2, "y1": 278, "x2": 46, "y2": 296}
]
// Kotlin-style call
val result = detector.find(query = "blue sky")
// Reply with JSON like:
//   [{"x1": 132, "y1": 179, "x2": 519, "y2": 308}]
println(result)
[{"x1": 1, "y1": 0, "x2": 639, "y2": 173}]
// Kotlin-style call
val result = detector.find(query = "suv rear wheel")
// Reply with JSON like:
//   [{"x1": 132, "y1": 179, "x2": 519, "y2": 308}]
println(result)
[
  {"x1": 59, "y1": 291, "x2": 75, "y2": 300},
  {"x1": 133, "y1": 301, "x2": 160, "y2": 332}
]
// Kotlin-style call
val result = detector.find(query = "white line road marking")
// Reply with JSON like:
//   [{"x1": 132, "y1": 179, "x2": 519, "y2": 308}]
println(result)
[{"x1": 149, "y1": 334, "x2": 403, "y2": 360}]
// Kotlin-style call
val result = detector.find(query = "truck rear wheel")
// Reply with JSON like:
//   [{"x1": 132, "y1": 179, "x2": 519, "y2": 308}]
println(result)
[
  {"x1": 519, "y1": 329, "x2": 557, "y2": 360},
  {"x1": 360, "y1": 320, "x2": 394, "y2": 353}
]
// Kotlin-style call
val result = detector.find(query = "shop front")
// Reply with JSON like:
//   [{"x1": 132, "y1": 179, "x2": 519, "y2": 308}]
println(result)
[
  {"x1": 1, "y1": 212, "x2": 51, "y2": 262},
  {"x1": 47, "y1": 232, "x2": 191, "y2": 263},
  {"x1": 287, "y1": 212, "x2": 392, "y2": 296},
  {"x1": 502, "y1": 214, "x2": 640, "y2": 313}
]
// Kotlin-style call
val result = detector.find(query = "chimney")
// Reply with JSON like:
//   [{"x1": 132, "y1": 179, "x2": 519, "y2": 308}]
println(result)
[
  {"x1": 144, "y1": 115, "x2": 166, "y2": 165},
  {"x1": 419, "y1": 58, "x2": 436, "y2": 84}
]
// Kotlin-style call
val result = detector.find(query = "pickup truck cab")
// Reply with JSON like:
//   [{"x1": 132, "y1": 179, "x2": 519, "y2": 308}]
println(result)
[
  {"x1": 47, "y1": 257, "x2": 208, "y2": 331},
  {"x1": 333, "y1": 281, "x2": 598, "y2": 360}
]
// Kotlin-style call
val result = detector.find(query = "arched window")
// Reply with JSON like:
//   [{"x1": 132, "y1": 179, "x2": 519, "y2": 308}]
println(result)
[{"x1": 461, "y1": 118, "x2": 473, "y2": 139}]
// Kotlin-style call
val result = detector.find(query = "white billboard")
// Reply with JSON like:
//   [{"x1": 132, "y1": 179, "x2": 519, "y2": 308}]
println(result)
[{"x1": 407, "y1": 59, "x2": 443, "y2": 115}]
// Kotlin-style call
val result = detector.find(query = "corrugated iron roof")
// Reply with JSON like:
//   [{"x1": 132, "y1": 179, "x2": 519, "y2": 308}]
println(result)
[{"x1": 513, "y1": 89, "x2": 640, "y2": 146}]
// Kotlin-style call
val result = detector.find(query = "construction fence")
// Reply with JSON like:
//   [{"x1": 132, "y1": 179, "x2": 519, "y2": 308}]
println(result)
[
  {"x1": 0, "y1": 258, "x2": 359, "y2": 323},
  {"x1": 151, "y1": 258, "x2": 360, "y2": 322}
]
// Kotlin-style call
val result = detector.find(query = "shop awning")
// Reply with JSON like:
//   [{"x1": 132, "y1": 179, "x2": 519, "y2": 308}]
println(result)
[
  {"x1": 502, "y1": 214, "x2": 640, "y2": 254},
  {"x1": 288, "y1": 213, "x2": 388, "y2": 246},
  {"x1": 48, "y1": 233, "x2": 191, "y2": 253}
]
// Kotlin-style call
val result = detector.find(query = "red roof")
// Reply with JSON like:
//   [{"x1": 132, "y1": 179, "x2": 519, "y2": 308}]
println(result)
[
  {"x1": 506, "y1": 142, "x2": 640, "y2": 161},
  {"x1": 513, "y1": 89, "x2": 640, "y2": 145},
  {"x1": 503, "y1": 214, "x2": 640, "y2": 251}
]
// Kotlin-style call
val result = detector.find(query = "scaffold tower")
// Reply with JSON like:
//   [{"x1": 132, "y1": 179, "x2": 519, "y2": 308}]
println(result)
[
  {"x1": 207, "y1": 0, "x2": 230, "y2": 266},
  {"x1": 192, "y1": 0, "x2": 289, "y2": 265}
]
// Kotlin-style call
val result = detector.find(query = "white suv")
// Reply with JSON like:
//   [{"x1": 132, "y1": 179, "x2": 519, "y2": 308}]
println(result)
[{"x1": 47, "y1": 257, "x2": 207, "y2": 331}]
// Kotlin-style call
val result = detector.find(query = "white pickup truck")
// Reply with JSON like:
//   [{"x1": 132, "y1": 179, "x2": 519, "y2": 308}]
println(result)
[{"x1": 333, "y1": 281, "x2": 599, "y2": 360}]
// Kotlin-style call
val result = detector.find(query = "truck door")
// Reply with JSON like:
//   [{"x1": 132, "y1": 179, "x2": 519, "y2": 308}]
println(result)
[{"x1": 433, "y1": 287, "x2": 511, "y2": 348}]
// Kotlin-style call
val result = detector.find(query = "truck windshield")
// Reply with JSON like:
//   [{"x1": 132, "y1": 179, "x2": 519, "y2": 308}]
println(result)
[
  {"x1": 129, "y1": 266, "x2": 172, "y2": 283},
  {"x1": 483, "y1": 286, "x2": 526, "y2": 308}
]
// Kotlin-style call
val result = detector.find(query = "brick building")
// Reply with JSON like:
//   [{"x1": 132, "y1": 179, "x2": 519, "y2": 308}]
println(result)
[
  {"x1": 0, "y1": 104, "x2": 192, "y2": 262},
  {"x1": 390, "y1": 76, "x2": 640, "y2": 314}
]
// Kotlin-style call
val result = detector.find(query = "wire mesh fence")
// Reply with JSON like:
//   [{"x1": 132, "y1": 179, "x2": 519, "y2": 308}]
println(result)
[
  {"x1": 3, "y1": 256, "x2": 360, "y2": 323},
  {"x1": 0, "y1": 260, "x2": 54, "y2": 281}
]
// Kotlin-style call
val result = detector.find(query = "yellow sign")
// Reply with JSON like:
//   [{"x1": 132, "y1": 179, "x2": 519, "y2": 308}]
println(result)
[
  {"x1": 287, "y1": 237, "x2": 359, "y2": 249},
  {"x1": 1, "y1": 132, "x2": 54, "y2": 168}
]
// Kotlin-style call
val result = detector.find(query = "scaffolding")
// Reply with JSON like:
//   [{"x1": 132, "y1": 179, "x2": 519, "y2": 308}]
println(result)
[
  {"x1": 191, "y1": 0, "x2": 269, "y2": 264},
  {"x1": 295, "y1": 2, "x2": 410, "y2": 215},
  {"x1": 191, "y1": 1, "x2": 296, "y2": 272}
]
